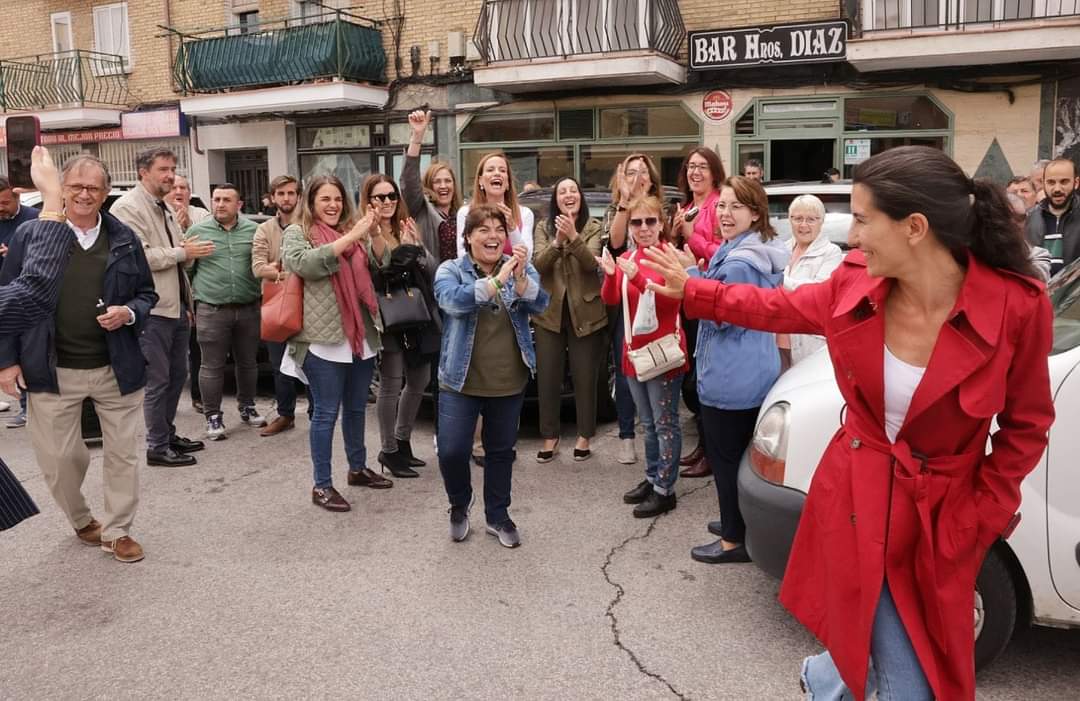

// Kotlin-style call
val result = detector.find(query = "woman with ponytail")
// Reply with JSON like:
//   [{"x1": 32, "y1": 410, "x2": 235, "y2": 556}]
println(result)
[{"x1": 641, "y1": 146, "x2": 1054, "y2": 700}]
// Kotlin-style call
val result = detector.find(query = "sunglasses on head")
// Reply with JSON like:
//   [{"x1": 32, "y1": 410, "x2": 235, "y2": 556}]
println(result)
[
  {"x1": 628, "y1": 217, "x2": 659, "y2": 228},
  {"x1": 371, "y1": 192, "x2": 399, "y2": 202}
]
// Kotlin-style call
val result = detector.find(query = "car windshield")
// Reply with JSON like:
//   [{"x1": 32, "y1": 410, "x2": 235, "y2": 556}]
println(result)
[{"x1": 1048, "y1": 261, "x2": 1080, "y2": 354}]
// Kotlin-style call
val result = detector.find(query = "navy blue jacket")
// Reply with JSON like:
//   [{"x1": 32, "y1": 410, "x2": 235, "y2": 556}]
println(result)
[{"x1": 0, "y1": 213, "x2": 158, "y2": 395}]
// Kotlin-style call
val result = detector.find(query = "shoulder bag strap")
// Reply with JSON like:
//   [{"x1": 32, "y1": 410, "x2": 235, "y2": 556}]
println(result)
[{"x1": 622, "y1": 267, "x2": 632, "y2": 342}]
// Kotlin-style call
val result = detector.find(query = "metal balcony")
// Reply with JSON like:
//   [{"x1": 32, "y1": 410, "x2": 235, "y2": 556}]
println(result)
[
  {"x1": 858, "y1": 0, "x2": 1080, "y2": 33},
  {"x1": 0, "y1": 50, "x2": 129, "y2": 112},
  {"x1": 170, "y1": 11, "x2": 385, "y2": 94},
  {"x1": 473, "y1": 0, "x2": 685, "y2": 63}
]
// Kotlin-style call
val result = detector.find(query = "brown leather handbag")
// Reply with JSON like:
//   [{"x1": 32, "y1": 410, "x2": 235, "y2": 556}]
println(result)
[{"x1": 260, "y1": 274, "x2": 303, "y2": 342}]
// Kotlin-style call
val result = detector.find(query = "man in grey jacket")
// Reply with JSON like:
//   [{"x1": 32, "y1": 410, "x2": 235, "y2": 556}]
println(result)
[
  {"x1": 1025, "y1": 158, "x2": 1080, "y2": 276},
  {"x1": 111, "y1": 148, "x2": 214, "y2": 467}
]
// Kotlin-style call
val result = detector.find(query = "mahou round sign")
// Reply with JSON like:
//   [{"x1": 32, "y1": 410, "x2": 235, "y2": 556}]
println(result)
[{"x1": 702, "y1": 90, "x2": 733, "y2": 122}]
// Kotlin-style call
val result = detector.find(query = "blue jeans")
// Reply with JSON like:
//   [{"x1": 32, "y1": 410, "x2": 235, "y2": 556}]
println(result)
[
  {"x1": 268, "y1": 340, "x2": 305, "y2": 418},
  {"x1": 610, "y1": 307, "x2": 636, "y2": 439},
  {"x1": 800, "y1": 582, "x2": 932, "y2": 700},
  {"x1": 302, "y1": 353, "x2": 376, "y2": 489},
  {"x1": 625, "y1": 373, "x2": 682, "y2": 496},
  {"x1": 437, "y1": 389, "x2": 524, "y2": 525}
]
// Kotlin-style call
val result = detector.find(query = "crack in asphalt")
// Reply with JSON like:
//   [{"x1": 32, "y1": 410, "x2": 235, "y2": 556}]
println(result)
[{"x1": 601, "y1": 479, "x2": 716, "y2": 701}]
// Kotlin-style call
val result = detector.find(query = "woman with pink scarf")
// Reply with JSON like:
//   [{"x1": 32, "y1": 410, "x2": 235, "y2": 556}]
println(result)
[{"x1": 282, "y1": 175, "x2": 392, "y2": 512}]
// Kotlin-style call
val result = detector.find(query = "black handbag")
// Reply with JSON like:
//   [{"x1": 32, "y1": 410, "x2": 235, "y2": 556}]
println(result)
[{"x1": 377, "y1": 244, "x2": 433, "y2": 334}]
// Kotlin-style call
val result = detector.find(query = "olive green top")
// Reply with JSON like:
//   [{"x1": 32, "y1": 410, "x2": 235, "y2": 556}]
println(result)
[{"x1": 460, "y1": 296, "x2": 528, "y2": 397}]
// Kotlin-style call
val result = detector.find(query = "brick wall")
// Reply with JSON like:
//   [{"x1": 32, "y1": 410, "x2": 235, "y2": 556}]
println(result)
[{"x1": 2, "y1": 0, "x2": 842, "y2": 110}]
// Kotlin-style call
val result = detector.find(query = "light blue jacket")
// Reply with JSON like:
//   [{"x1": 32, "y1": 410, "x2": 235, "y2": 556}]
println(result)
[
  {"x1": 434, "y1": 254, "x2": 550, "y2": 393},
  {"x1": 692, "y1": 231, "x2": 790, "y2": 410}
]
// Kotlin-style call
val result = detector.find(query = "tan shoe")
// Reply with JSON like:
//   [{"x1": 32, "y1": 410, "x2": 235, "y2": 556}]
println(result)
[
  {"x1": 74, "y1": 519, "x2": 102, "y2": 546},
  {"x1": 260, "y1": 416, "x2": 295, "y2": 437},
  {"x1": 101, "y1": 535, "x2": 145, "y2": 563}
]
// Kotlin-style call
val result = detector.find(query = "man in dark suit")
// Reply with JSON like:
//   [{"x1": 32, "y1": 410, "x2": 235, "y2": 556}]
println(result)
[{"x1": 0, "y1": 146, "x2": 74, "y2": 532}]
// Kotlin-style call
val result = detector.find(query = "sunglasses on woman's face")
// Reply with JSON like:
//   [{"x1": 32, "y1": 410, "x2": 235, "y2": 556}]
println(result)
[
  {"x1": 371, "y1": 192, "x2": 399, "y2": 202},
  {"x1": 628, "y1": 217, "x2": 659, "y2": 229}
]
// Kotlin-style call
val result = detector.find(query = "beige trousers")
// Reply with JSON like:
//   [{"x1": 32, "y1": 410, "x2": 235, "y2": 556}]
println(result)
[{"x1": 28, "y1": 366, "x2": 143, "y2": 541}]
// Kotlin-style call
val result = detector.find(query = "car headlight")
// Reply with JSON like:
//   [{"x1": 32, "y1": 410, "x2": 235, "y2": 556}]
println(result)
[{"x1": 749, "y1": 402, "x2": 790, "y2": 485}]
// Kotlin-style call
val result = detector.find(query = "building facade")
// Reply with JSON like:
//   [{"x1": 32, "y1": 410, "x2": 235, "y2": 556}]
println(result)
[{"x1": 2, "y1": 0, "x2": 1078, "y2": 205}]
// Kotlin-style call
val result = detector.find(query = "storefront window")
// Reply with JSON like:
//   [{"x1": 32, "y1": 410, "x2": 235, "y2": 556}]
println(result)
[
  {"x1": 298, "y1": 125, "x2": 371, "y2": 150},
  {"x1": 461, "y1": 147, "x2": 573, "y2": 196},
  {"x1": 737, "y1": 143, "x2": 765, "y2": 178},
  {"x1": 599, "y1": 105, "x2": 698, "y2": 139},
  {"x1": 844, "y1": 96, "x2": 949, "y2": 131},
  {"x1": 461, "y1": 113, "x2": 556, "y2": 143},
  {"x1": 841, "y1": 136, "x2": 947, "y2": 178},
  {"x1": 300, "y1": 152, "x2": 371, "y2": 203},
  {"x1": 580, "y1": 143, "x2": 696, "y2": 189},
  {"x1": 389, "y1": 122, "x2": 433, "y2": 146}
]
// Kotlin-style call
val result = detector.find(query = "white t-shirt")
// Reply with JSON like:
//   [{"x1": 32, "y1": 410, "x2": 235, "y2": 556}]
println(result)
[
  {"x1": 456, "y1": 203, "x2": 534, "y2": 261},
  {"x1": 883, "y1": 346, "x2": 926, "y2": 444},
  {"x1": 280, "y1": 338, "x2": 376, "y2": 384}
]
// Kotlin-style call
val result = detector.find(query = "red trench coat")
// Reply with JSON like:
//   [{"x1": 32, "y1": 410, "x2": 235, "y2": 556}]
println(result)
[{"x1": 683, "y1": 250, "x2": 1054, "y2": 700}]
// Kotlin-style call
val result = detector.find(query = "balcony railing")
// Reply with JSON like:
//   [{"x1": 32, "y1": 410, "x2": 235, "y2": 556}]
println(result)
[
  {"x1": 0, "y1": 50, "x2": 129, "y2": 112},
  {"x1": 168, "y1": 10, "x2": 385, "y2": 94},
  {"x1": 474, "y1": 0, "x2": 685, "y2": 63},
  {"x1": 860, "y1": 0, "x2": 1080, "y2": 32}
]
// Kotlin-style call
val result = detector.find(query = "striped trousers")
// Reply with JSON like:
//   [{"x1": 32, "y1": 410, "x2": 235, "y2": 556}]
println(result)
[{"x1": 0, "y1": 456, "x2": 38, "y2": 531}]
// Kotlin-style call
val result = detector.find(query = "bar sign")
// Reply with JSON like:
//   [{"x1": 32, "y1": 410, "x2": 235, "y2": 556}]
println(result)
[{"x1": 689, "y1": 21, "x2": 848, "y2": 70}]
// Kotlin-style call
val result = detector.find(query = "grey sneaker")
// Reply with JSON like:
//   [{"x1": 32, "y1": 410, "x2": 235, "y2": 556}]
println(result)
[
  {"x1": 239, "y1": 405, "x2": 266, "y2": 427},
  {"x1": 206, "y1": 413, "x2": 227, "y2": 440},
  {"x1": 6, "y1": 412, "x2": 26, "y2": 429},
  {"x1": 449, "y1": 494, "x2": 474, "y2": 542},
  {"x1": 485, "y1": 519, "x2": 521, "y2": 548}
]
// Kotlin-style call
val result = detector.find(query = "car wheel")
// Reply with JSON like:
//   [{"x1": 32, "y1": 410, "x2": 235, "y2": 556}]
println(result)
[{"x1": 974, "y1": 546, "x2": 1018, "y2": 672}]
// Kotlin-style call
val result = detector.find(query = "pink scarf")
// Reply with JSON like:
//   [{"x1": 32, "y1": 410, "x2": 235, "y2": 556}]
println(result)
[{"x1": 309, "y1": 221, "x2": 379, "y2": 356}]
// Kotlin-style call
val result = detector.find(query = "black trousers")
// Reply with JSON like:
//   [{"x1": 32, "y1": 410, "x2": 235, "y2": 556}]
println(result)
[
  {"x1": 700, "y1": 404, "x2": 759, "y2": 543},
  {"x1": 0, "y1": 456, "x2": 38, "y2": 531}
]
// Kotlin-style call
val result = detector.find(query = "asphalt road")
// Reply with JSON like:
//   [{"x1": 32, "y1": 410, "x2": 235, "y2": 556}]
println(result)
[{"x1": 2, "y1": 398, "x2": 1079, "y2": 700}]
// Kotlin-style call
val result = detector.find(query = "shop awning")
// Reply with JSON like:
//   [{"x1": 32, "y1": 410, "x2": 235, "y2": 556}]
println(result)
[{"x1": 0, "y1": 108, "x2": 122, "y2": 130}]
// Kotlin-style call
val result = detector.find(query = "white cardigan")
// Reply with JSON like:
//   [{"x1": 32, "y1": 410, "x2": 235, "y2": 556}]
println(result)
[
  {"x1": 456, "y1": 203, "x2": 535, "y2": 261},
  {"x1": 783, "y1": 233, "x2": 844, "y2": 364}
]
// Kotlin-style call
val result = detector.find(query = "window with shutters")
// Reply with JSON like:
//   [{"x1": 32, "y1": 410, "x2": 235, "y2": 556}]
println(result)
[{"x1": 92, "y1": 3, "x2": 132, "y2": 74}]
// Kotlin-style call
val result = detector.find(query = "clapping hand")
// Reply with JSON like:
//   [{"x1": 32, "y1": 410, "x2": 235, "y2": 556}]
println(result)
[
  {"x1": 595, "y1": 247, "x2": 616, "y2": 276},
  {"x1": 349, "y1": 205, "x2": 379, "y2": 243},
  {"x1": 641, "y1": 243, "x2": 690, "y2": 299},
  {"x1": 401, "y1": 217, "x2": 421, "y2": 246},
  {"x1": 510, "y1": 244, "x2": 528, "y2": 279},
  {"x1": 554, "y1": 214, "x2": 577, "y2": 243},
  {"x1": 616, "y1": 256, "x2": 639, "y2": 280},
  {"x1": 182, "y1": 235, "x2": 215, "y2": 259}
]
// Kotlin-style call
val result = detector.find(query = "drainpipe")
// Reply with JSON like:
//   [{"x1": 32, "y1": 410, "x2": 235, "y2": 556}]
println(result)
[{"x1": 190, "y1": 114, "x2": 204, "y2": 155}]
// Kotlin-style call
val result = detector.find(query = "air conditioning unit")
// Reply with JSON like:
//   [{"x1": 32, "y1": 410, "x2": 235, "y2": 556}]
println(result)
[{"x1": 448, "y1": 31, "x2": 465, "y2": 59}]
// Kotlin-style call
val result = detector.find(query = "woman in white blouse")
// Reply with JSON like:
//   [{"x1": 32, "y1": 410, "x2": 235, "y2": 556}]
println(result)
[
  {"x1": 456, "y1": 152, "x2": 534, "y2": 261},
  {"x1": 777, "y1": 194, "x2": 844, "y2": 367}
]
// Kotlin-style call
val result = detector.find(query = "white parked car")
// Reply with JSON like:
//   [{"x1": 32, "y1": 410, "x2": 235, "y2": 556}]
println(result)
[{"x1": 739, "y1": 259, "x2": 1080, "y2": 671}]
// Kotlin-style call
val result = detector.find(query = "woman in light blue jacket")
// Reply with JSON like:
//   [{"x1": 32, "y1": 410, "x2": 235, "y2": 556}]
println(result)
[
  {"x1": 684, "y1": 176, "x2": 790, "y2": 565},
  {"x1": 433, "y1": 204, "x2": 549, "y2": 549}
]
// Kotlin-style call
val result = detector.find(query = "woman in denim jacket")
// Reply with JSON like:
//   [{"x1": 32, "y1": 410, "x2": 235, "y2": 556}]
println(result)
[
  {"x1": 683, "y1": 176, "x2": 790, "y2": 565},
  {"x1": 433, "y1": 205, "x2": 549, "y2": 549}
]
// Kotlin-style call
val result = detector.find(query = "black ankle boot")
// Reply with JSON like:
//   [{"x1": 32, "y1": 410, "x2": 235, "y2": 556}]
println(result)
[
  {"x1": 397, "y1": 438, "x2": 425, "y2": 467},
  {"x1": 378, "y1": 450, "x2": 419, "y2": 478}
]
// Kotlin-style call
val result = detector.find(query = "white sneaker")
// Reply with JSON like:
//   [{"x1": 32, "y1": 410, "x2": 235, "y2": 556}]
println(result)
[
  {"x1": 617, "y1": 438, "x2": 637, "y2": 465},
  {"x1": 0, "y1": 400, "x2": 9, "y2": 412}
]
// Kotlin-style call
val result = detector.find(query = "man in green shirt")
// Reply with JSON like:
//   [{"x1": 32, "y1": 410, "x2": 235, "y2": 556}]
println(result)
[{"x1": 188, "y1": 184, "x2": 265, "y2": 440}]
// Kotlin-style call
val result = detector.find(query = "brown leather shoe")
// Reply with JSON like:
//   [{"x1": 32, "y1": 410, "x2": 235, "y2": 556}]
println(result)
[
  {"x1": 347, "y1": 468, "x2": 393, "y2": 489},
  {"x1": 75, "y1": 519, "x2": 102, "y2": 546},
  {"x1": 312, "y1": 486, "x2": 351, "y2": 511},
  {"x1": 260, "y1": 416, "x2": 295, "y2": 437},
  {"x1": 101, "y1": 535, "x2": 145, "y2": 563},
  {"x1": 680, "y1": 442, "x2": 705, "y2": 466},
  {"x1": 680, "y1": 456, "x2": 712, "y2": 478}
]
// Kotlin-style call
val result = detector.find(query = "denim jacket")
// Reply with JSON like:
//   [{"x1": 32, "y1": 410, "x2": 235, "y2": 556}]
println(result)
[
  {"x1": 692, "y1": 231, "x2": 790, "y2": 410},
  {"x1": 434, "y1": 254, "x2": 550, "y2": 393}
]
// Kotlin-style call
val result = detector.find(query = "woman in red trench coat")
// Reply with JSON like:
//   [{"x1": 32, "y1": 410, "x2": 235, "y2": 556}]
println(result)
[{"x1": 642, "y1": 146, "x2": 1055, "y2": 700}]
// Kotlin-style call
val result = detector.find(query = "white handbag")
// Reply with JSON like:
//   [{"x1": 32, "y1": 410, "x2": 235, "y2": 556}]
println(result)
[{"x1": 622, "y1": 270, "x2": 685, "y2": 382}]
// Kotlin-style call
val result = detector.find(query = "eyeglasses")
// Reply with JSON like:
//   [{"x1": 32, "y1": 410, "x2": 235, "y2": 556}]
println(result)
[
  {"x1": 628, "y1": 217, "x2": 659, "y2": 229},
  {"x1": 686, "y1": 164, "x2": 710, "y2": 172},
  {"x1": 790, "y1": 216, "x2": 822, "y2": 224},
  {"x1": 371, "y1": 192, "x2": 399, "y2": 203},
  {"x1": 64, "y1": 184, "x2": 105, "y2": 196}
]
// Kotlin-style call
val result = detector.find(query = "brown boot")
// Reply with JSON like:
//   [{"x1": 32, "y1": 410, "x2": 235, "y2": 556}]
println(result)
[
  {"x1": 260, "y1": 416, "x2": 295, "y2": 437},
  {"x1": 74, "y1": 518, "x2": 102, "y2": 546},
  {"x1": 680, "y1": 442, "x2": 705, "y2": 466},
  {"x1": 101, "y1": 535, "x2": 145, "y2": 563},
  {"x1": 680, "y1": 456, "x2": 711, "y2": 478}
]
